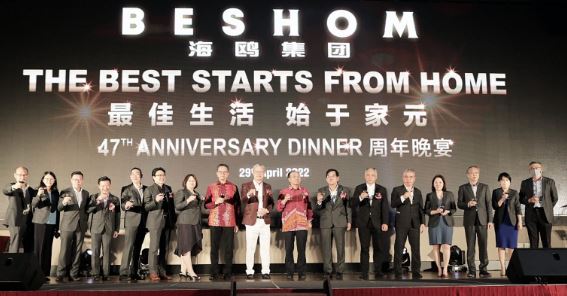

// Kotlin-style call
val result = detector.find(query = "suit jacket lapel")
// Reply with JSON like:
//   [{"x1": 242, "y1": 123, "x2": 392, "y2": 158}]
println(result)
[
  {"x1": 527, "y1": 179, "x2": 534, "y2": 197},
  {"x1": 467, "y1": 184, "x2": 475, "y2": 199},
  {"x1": 132, "y1": 185, "x2": 141, "y2": 203},
  {"x1": 332, "y1": 185, "x2": 342, "y2": 208},
  {"x1": 70, "y1": 190, "x2": 78, "y2": 205},
  {"x1": 541, "y1": 178, "x2": 546, "y2": 200}
]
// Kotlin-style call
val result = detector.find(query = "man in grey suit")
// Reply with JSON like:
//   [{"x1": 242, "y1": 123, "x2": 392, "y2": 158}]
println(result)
[
  {"x1": 56, "y1": 171, "x2": 90, "y2": 282},
  {"x1": 313, "y1": 169, "x2": 351, "y2": 280},
  {"x1": 519, "y1": 161, "x2": 558, "y2": 248},
  {"x1": 144, "y1": 167, "x2": 174, "y2": 281},
  {"x1": 3, "y1": 166, "x2": 34, "y2": 253},
  {"x1": 87, "y1": 176, "x2": 120, "y2": 281},
  {"x1": 119, "y1": 167, "x2": 147, "y2": 281},
  {"x1": 457, "y1": 165, "x2": 493, "y2": 278}
]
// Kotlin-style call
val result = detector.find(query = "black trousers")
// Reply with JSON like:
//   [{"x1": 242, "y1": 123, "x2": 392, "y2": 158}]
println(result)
[
  {"x1": 210, "y1": 226, "x2": 234, "y2": 275},
  {"x1": 357, "y1": 221, "x2": 385, "y2": 275},
  {"x1": 131, "y1": 225, "x2": 148, "y2": 276},
  {"x1": 283, "y1": 230, "x2": 307, "y2": 275},
  {"x1": 526, "y1": 208, "x2": 552, "y2": 248},
  {"x1": 394, "y1": 226, "x2": 421, "y2": 274},
  {"x1": 34, "y1": 223, "x2": 56, "y2": 276},
  {"x1": 158, "y1": 227, "x2": 172, "y2": 275},
  {"x1": 464, "y1": 224, "x2": 488, "y2": 273}
]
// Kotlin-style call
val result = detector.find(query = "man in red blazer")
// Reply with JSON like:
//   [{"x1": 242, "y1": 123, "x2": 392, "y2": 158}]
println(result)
[{"x1": 241, "y1": 164, "x2": 274, "y2": 280}]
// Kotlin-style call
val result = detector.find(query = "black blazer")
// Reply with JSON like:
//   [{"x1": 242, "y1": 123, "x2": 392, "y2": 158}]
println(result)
[
  {"x1": 121, "y1": 183, "x2": 147, "y2": 229},
  {"x1": 519, "y1": 177, "x2": 558, "y2": 224},
  {"x1": 31, "y1": 189, "x2": 60, "y2": 228},
  {"x1": 351, "y1": 183, "x2": 389, "y2": 228},
  {"x1": 424, "y1": 191, "x2": 456, "y2": 227},
  {"x1": 174, "y1": 189, "x2": 202, "y2": 225},
  {"x1": 2, "y1": 184, "x2": 35, "y2": 227},
  {"x1": 492, "y1": 188, "x2": 521, "y2": 226},
  {"x1": 457, "y1": 183, "x2": 493, "y2": 226},
  {"x1": 390, "y1": 185, "x2": 424, "y2": 229}
]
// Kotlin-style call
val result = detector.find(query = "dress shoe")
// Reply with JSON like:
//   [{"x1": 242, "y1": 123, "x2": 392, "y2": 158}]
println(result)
[
  {"x1": 467, "y1": 272, "x2": 476, "y2": 278},
  {"x1": 323, "y1": 272, "x2": 332, "y2": 279},
  {"x1": 412, "y1": 272, "x2": 423, "y2": 279},
  {"x1": 119, "y1": 275, "x2": 130, "y2": 281},
  {"x1": 69, "y1": 276, "x2": 81, "y2": 282},
  {"x1": 209, "y1": 274, "x2": 219, "y2": 281},
  {"x1": 92, "y1": 276, "x2": 101, "y2": 281},
  {"x1": 360, "y1": 273, "x2": 369, "y2": 280},
  {"x1": 160, "y1": 274, "x2": 172, "y2": 280},
  {"x1": 375, "y1": 272, "x2": 385, "y2": 279},
  {"x1": 394, "y1": 273, "x2": 403, "y2": 280},
  {"x1": 335, "y1": 273, "x2": 343, "y2": 280},
  {"x1": 131, "y1": 274, "x2": 143, "y2": 281},
  {"x1": 102, "y1": 276, "x2": 109, "y2": 281},
  {"x1": 298, "y1": 273, "x2": 306, "y2": 281},
  {"x1": 479, "y1": 271, "x2": 491, "y2": 278},
  {"x1": 149, "y1": 273, "x2": 161, "y2": 281},
  {"x1": 286, "y1": 273, "x2": 293, "y2": 280},
  {"x1": 261, "y1": 274, "x2": 271, "y2": 280},
  {"x1": 189, "y1": 275, "x2": 201, "y2": 281},
  {"x1": 44, "y1": 277, "x2": 50, "y2": 282},
  {"x1": 223, "y1": 274, "x2": 232, "y2": 280},
  {"x1": 246, "y1": 274, "x2": 254, "y2": 280},
  {"x1": 55, "y1": 276, "x2": 64, "y2": 282}
]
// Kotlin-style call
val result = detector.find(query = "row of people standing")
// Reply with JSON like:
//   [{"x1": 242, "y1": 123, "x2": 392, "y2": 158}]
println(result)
[{"x1": 2, "y1": 161, "x2": 558, "y2": 282}]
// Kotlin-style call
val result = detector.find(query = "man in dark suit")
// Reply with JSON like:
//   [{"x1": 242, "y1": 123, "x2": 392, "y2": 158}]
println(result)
[
  {"x1": 3, "y1": 166, "x2": 34, "y2": 253},
  {"x1": 87, "y1": 176, "x2": 120, "y2": 281},
  {"x1": 143, "y1": 167, "x2": 174, "y2": 281},
  {"x1": 391, "y1": 169, "x2": 425, "y2": 279},
  {"x1": 119, "y1": 167, "x2": 148, "y2": 281},
  {"x1": 519, "y1": 161, "x2": 558, "y2": 248},
  {"x1": 241, "y1": 164, "x2": 274, "y2": 280},
  {"x1": 313, "y1": 169, "x2": 351, "y2": 280},
  {"x1": 352, "y1": 168, "x2": 389, "y2": 280},
  {"x1": 457, "y1": 165, "x2": 493, "y2": 278},
  {"x1": 56, "y1": 171, "x2": 90, "y2": 282}
]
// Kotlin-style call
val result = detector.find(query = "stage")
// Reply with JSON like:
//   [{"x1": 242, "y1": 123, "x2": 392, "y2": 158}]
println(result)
[{"x1": 3, "y1": 272, "x2": 565, "y2": 296}]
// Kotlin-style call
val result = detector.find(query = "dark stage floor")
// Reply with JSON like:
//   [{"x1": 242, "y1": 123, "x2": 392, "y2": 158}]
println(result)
[{"x1": 40, "y1": 271, "x2": 513, "y2": 291}]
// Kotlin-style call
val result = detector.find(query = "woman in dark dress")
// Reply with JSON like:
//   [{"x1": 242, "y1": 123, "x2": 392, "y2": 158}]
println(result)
[
  {"x1": 492, "y1": 172, "x2": 522, "y2": 276},
  {"x1": 31, "y1": 171, "x2": 59, "y2": 280},
  {"x1": 424, "y1": 175, "x2": 456, "y2": 278},
  {"x1": 174, "y1": 174, "x2": 203, "y2": 280}
]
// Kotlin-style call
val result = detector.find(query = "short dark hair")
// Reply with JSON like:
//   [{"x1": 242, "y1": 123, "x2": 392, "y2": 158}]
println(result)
[
  {"x1": 217, "y1": 163, "x2": 229, "y2": 171},
  {"x1": 152, "y1": 167, "x2": 166, "y2": 176},
  {"x1": 97, "y1": 176, "x2": 111, "y2": 184},
  {"x1": 528, "y1": 161, "x2": 542, "y2": 167},
  {"x1": 39, "y1": 171, "x2": 58, "y2": 191},
  {"x1": 326, "y1": 169, "x2": 339, "y2": 177},
  {"x1": 498, "y1": 172, "x2": 511, "y2": 182},
  {"x1": 431, "y1": 174, "x2": 447, "y2": 192},
  {"x1": 131, "y1": 167, "x2": 143, "y2": 177},
  {"x1": 287, "y1": 170, "x2": 299, "y2": 178},
  {"x1": 182, "y1": 174, "x2": 198, "y2": 190},
  {"x1": 71, "y1": 171, "x2": 84, "y2": 178}
]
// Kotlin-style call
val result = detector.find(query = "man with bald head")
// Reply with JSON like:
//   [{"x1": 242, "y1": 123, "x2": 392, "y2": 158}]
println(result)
[{"x1": 3, "y1": 166, "x2": 35, "y2": 253}]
